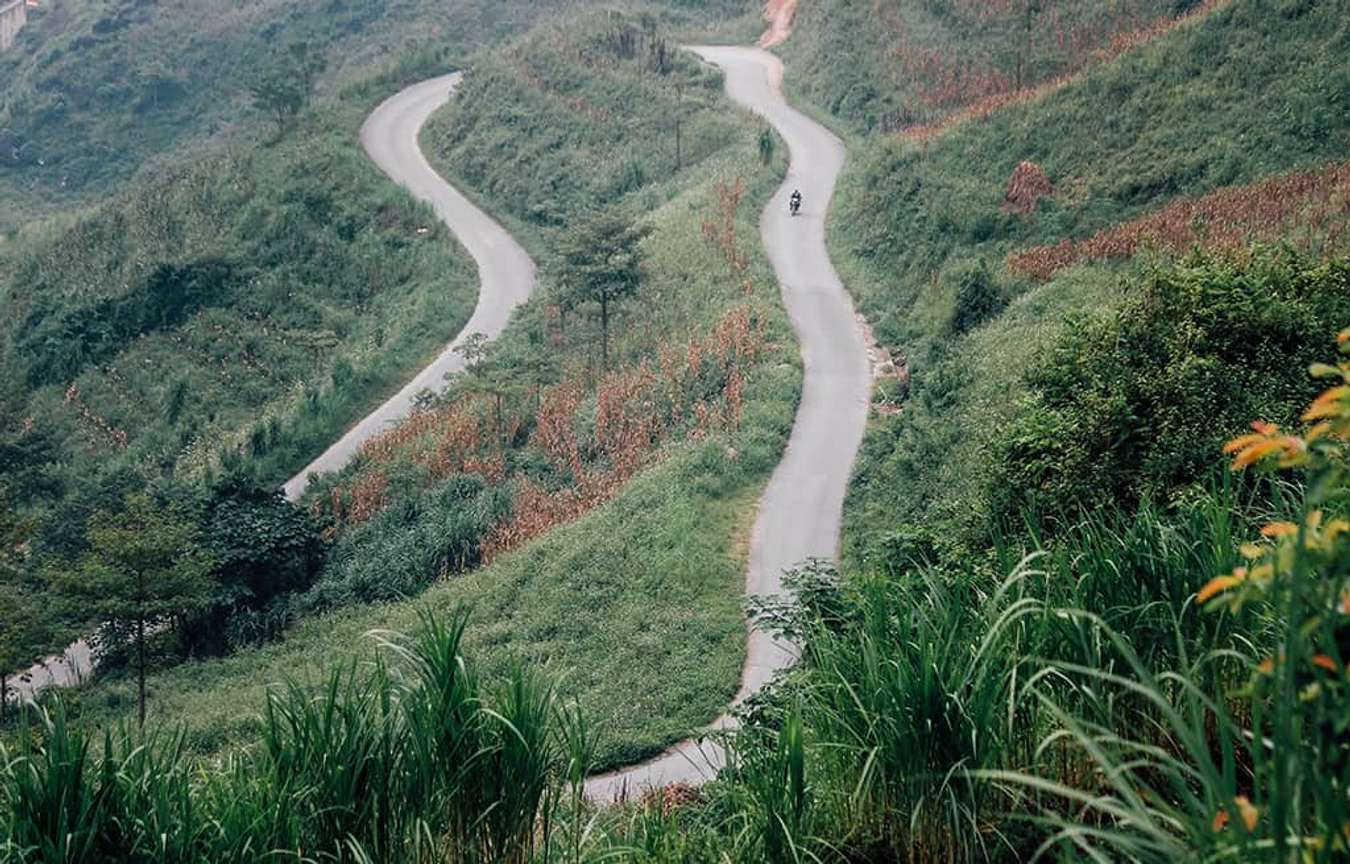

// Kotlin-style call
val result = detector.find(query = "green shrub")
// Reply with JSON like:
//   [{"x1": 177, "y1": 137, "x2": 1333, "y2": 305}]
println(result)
[
  {"x1": 0, "y1": 611, "x2": 578, "y2": 862},
  {"x1": 989, "y1": 249, "x2": 1350, "y2": 528},
  {"x1": 946, "y1": 260, "x2": 1006, "y2": 336}
]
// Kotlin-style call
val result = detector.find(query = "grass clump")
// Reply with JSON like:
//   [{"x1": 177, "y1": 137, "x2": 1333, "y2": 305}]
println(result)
[{"x1": 1, "y1": 610, "x2": 590, "y2": 863}]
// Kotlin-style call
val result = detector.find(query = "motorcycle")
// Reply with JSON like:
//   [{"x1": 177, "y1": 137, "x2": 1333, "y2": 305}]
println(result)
[{"x1": 789, "y1": 195, "x2": 801, "y2": 216}]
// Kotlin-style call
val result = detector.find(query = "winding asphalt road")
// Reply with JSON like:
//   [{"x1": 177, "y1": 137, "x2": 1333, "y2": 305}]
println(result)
[
  {"x1": 583, "y1": 46, "x2": 871, "y2": 802},
  {"x1": 7, "y1": 53, "x2": 872, "y2": 802},
  {"x1": 3, "y1": 74, "x2": 536, "y2": 705},
  {"x1": 283, "y1": 73, "x2": 536, "y2": 501}
]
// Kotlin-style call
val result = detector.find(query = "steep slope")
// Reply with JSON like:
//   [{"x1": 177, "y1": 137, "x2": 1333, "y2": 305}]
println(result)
[
  {"x1": 786, "y1": 0, "x2": 1205, "y2": 133},
  {"x1": 0, "y1": 74, "x2": 479, "y2": 552},
  {"x1": 0, "y1": 0, "x2": 758, "y2": 229},
  {"x1": 805, "y1": 0, "x2": 1350, "y2": 560}
]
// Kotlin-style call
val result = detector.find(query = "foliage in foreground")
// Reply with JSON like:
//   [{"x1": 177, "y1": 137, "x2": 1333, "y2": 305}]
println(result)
[
  {"x1": 1, "y1": 612, "x2": 589, "y2": 863},
  {"x1": 8, "y1": 337, "x2": 1348, "y2": 863},
  {"x1": 990, "y1": 250, "x2": 1350, "y2": 531},
  {"x1": 587, "y1": 333, "x2": 1346, "y2": 862}
]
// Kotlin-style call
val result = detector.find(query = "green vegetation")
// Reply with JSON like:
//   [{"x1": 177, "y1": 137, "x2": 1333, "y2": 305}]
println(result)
[
  {"x1": 0, "y1": 79, "x2": 478, "y2": 568},
  {"x1": 21, "y1": 8, "x2": 797, "y2": 773},
  {"x1": 553, "y1": 210, "x2": 650, "y2": 365},
  {"x1": 422, "y1": 9, "x2": 746, "y2": 229},
  {"x1": 55, "y1": 495, "x2": 213, "y2": 728},
  {"x1": 7, "y1": 332, "x2": 1349, "y2": 860},
  {"x1": 7, "y1": 0, "x2": 1350, "y2": 860},
  {"x1": 787, "y1": 0, "x2": 1198, "y2": 132},
  {"x1": 989, "y1": 252, "x2": 1349, "y2": 528},
  {"x1": 2, "y1": 612, "x2": 591, "y2": 862},
  {"x1": 0, "y1": 494, "x2": 52, "y2": 720},
  {"x1": 833, "y1": 0, "x2": 1350, "y2": 561},
  {"x1": 0, "y1": 0, "x2": 596, "y2": 228}
]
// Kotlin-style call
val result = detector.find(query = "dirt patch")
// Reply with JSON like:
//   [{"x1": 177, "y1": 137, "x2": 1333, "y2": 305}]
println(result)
[
  {"x1": 855, "y1": 312, "x2": 908, "y2": 416},
  {"x1": 759, "y1": 0, "x2": 799, "y2": 48}
]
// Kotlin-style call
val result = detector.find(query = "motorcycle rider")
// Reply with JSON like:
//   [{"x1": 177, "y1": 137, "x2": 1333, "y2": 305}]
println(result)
[{"x1": 789, "y1": 188, "x2": 802, "y2": 215}]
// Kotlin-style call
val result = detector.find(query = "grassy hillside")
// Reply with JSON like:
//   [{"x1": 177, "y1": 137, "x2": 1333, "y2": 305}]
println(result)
[
  {"x1": 0, "y1": 69, "x2": 482, "y2": 557},
  {"x1": 44, "y1": 8, "x2": 798, "y2": 771},
  {"x1": 0, "y1": 0, "x2": 758, "y2": 230},
  {"x1": 786, "y1": 0, "x2": 1203, "y2": 133},
  {"x1": 822, "y1": 0, "x2": 1350, "y2": 560},
  {"x1": 0, "y1": 0, "x2": 586, "y2": 229},
  {"x1": 422, "y1": 9, "x2": 746, "y2": 231}
]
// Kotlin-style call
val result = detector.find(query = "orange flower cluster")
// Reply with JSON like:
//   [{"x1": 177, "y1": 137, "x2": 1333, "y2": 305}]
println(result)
[{"x1": 1008, "y1": 161, "x2": 1350, "y2": 281}]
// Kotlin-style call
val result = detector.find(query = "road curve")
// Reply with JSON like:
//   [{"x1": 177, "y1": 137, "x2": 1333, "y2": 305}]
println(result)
[
  {"x1": 283, "y1": 73, "x2": 536, "y2": 501},
  {"x1": 4, "y1": 74, "x2": 536, "y2": 706},
  {"x1": 584, "y1": 46, "x2": 871, "y2": 802}
]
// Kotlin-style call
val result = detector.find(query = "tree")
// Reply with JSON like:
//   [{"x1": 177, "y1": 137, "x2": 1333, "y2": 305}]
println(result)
[
  {"x1": 457, "y1": 332, "x2": 517, "y2": 445},
  {"x1": 57, "y1": 495, "x2": 214, "y2": 727},
  {"x1": 250, "y1": 75, "x2": 304, "y2": 138},
  {"x1": 515, "y1": 320, "x2": 560, "y2": 413},
  {"x1": 0, "y1": 489, "x2": 56, "y2": 720},
  {"x1": 187, "y1": 473, "x2": 323, "y2": 653},
  {"x1": 554, "y1": 210, "x2": 650, "y2": 366},
  {"x1": 250, "y1": 41, "x2": 327, "y2": 138}
]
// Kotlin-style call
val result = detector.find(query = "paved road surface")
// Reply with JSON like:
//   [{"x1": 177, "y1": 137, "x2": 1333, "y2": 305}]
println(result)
[
  {"x1": 584, "y1": 45, "x2": 871, "y2": 802},
  {"x1": 283, "y1": 73, "x2": 536, "y2": 501}
]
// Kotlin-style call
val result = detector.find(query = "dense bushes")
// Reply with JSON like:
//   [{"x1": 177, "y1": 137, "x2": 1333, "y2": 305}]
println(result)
[
  {"x1": 990, "y1": 250, "x2": 1350, "y2": 527},
  {"x1": 17, "y1": 260, "x2": 239, "y2": 387},
  {"x1": 946, "y1": 259, "x2": 1005, "y2": 335},
  {"x1": 302, "y1": 472, "x2": 510, "y2": 610}
]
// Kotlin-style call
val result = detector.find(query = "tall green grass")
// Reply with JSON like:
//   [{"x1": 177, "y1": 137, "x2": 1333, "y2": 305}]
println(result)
[
  {"x1": 4, "y1": 478, "x2": 1334, "y2": 862},
  {"x1": 1, "y1": 610, "x2": 583, "y2": 863},
  {"x1": 565, "y1": 480, "x2": 1270, "y2": 862}
]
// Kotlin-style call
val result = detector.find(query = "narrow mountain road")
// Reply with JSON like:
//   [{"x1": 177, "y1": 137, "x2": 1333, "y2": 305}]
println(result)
[
  {"x1": 4, "y1": 74, "x2": 536, "y2": 705},
  {"x1": 584, "y1": 46, "x2": 871, "y2": 801},
  {"x1": 7, "y1": 55, "x2": 872, "y2": 800},
  {"x1": 284, "y1": 73, "x2": 536, "y2": 501}
]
